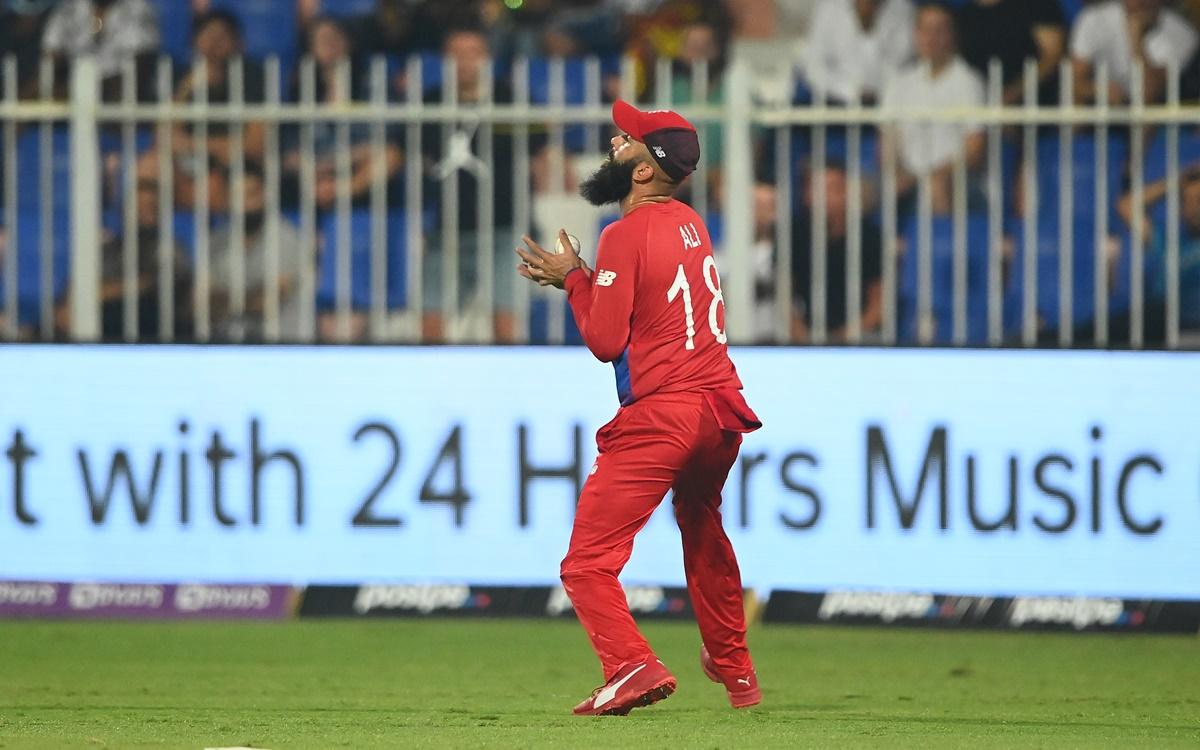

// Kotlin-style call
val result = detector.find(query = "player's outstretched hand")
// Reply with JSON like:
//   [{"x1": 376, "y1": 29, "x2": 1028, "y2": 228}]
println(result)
[{"x1": 516, "y1": 230, "x2": 586, "y2": 290}]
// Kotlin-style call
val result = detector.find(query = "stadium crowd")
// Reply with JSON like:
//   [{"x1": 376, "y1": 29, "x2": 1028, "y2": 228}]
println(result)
[{"x1": 0, "y1": 0, "x2": 1198, "y2": 346}]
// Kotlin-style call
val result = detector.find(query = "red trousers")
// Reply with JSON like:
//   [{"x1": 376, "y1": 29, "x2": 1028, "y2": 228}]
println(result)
[{"x1": 560, "y1": 390, "x2": 756, "y2": 681}]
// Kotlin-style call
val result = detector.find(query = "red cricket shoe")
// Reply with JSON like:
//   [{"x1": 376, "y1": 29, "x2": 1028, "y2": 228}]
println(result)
[
  {"x1": 700, "y1": 645, "x2": 761, "y2": 708},
  {"x1": 573, "y1": 658, "x2": 677, "y2": 716}
]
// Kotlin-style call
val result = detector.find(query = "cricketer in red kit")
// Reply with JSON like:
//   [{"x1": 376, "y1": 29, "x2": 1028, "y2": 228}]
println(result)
[{"x1": 516, "y1": 100, "x2": 762, "y2": 716}]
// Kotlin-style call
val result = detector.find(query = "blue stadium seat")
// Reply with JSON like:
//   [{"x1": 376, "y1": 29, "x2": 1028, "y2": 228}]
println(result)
[
  {"x1": 1058, "y1": 0, "x2": 1085, "y2": 22},
  {"x1": 1032, "y1": 131, "x2": 1128, "y2": 230},
  {"x1": 420, "y1": 50, "x2": 444, "y2": 95},
  {"x1": 16, "y1": 127, "x2": 70, "y2": 217},
  {"x1": 526, "y1": 57, "x2": 589, "y2": 105},
  {"x1": 149, "y1": 0, "x2": 194, "y2": 66},
  {"x1": 316, "y1": 209, "x2": 408, "y2": 310},
  {"x1": 0, "y1": 208, "x2": 71, "y2": 327},
  {"x1": 319, "y1": 0, "x2": 375, "y2": 18},
  {"x1": 1005, "y1": 214, "x2": 1101, "y2": 336},
  {"x1": 171, "y1": 211, "x2": 197, "y2": 256},
  {"x1": 0, "y1": 128, "x2": 71, "y2": 326},
  {"x1": 898, "y1": 213, "x2": 994, "y2": 344},
  {"x1": 210, "y1": 0, "x2": 298, "y2": 68},
  {"x1": 525, "y1": 57, "x2": 600, "y2": 152}
]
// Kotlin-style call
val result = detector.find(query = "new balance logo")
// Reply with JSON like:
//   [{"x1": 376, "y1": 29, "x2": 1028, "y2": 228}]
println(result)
[{"x1": 595, "y1": 270, "x2": 618, "y2": 286}]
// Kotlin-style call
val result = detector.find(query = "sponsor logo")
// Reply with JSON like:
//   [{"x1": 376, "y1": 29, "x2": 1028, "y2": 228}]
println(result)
[
  {"x1": 546, "y1": 585, "x2": 687, "y2": 616},
  {"x1": 595, "y1": 270, "x2": 617, "y2": 287},
  {"x1": 352, "y1": 584, "x2": 473, "y2": 614},
  {"x1": 175, "y1": 585, "x2": 272, "y2": 613},
  {"x1": 546, "y1": 586, "x2": 574, "y2": 616},
  {"x1": 68, "y1": 584, "x2": 164, "y2": 611},
  {"x1": 1008, "y1": 596, "x2": 1125, "y2": 630},
  {"x1": 818, "y1": 591, "x2": 936, "y2": 623},
  {"x1": 594, "y1": 664, "x2": 646, "y2": 708},
  {"x1": 0, "y1": 582, "x2": 58, "y2": 607},
  {"x1": 626, "y1": 585, "x2": 667, "y2": 613}
]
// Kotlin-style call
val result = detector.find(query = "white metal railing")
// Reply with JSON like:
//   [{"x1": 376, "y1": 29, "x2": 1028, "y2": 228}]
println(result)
[{"x1": 0, "y1": 54, "x2": 1196, "y2": 348}]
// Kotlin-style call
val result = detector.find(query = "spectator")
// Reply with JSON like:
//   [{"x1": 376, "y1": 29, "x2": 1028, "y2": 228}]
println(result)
[
  {"x1": 1159, "y1": 171, "x2": 1200, "y2": 331},
  {"x1": 957, "y1": 0, "x2": 1067, "y2": 105},
  {"x1": 622, "y1": 0, "x2": 729, "y2": 97},
  {"x1": 173, "y1": 10, "x2": 266, "y2": 168},
  {"x1": 40, "y1": 0, "x2": 160, "y2": 100},
  {"x1": 880, "y1": 2, "x2": 984, "y2": 216},
  {"x1": 209, "y1": 164, "x2": 312, "y2": 342},
  {"x1": 352, "y1": 0, "x2": 422, "y2": 97},
  {"x1": 542, "y1": 0, "x2": 626, "y2": 59},
  {"x1": 1116, "y1": 125, "x2": 1200, "y2": 232},
  {"x1": 791, "y1": 162, "x2": 884, "y2": 343},
  {"x1": 481, "y1": 0, "x2": 555, "y2": 60},
  {"x1": 91, "y1": 176, "x2": 193, "y2": 341},
  {"x1": 802, "y1": 0, "x2": 915, "y2": 106},
  {"x1": 281, "y1": 16, "x2": 404, "y2": 212},
  {"x1": 671, "y1": 18, "x2": 726, "y2": 211},
  {"x1": 1071, "y1": 0, "x2": 1198, "y2": 105},
  {"x1": 747, "y1": 183, "x2": 781, "y2": 342},
  {"x1": 174, "y1": 153, "x2": 230, "y2": 216},
  {"x1": 421, "y1": 26, "x2": 547, "y2": 343},
  {"x1": 0, "y1": 0, "x2": 55, "y2": 100}
]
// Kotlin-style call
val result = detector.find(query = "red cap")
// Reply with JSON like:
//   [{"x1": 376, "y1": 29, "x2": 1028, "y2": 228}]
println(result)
[{"x1": 611, "y1": 99, "x2": 700, "y2": 182}]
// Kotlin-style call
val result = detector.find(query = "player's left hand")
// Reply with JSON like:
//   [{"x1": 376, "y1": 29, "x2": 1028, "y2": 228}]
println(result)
[{"x1": 516, "y1": 230, "x2": 586, "y2": 290}]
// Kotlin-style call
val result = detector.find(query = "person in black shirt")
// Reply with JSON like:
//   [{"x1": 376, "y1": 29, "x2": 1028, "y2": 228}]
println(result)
[
  {"x1": 280, "y1": 16, "x2": 404, "y2": 213},
  {"x1": 790, "y1": 162, "x2": 884, "y2": 342},
  {"x1": 173, "y1": 10, "x2": 267, "y2": 167},
  {"x1": 421, "y1": 26, "x2": 548, "y2": 343},
  {"x1": 956, "y1": 0, "x2": 1067, "y2": 105}
]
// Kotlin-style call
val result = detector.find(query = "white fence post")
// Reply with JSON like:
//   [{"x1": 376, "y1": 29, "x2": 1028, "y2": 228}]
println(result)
[
  {"x1": 721, "y1": 58, "x2": 754, "y2": 343},
  {"x1": 69, "y1": 57, "x2": 101, "y2": 341}
]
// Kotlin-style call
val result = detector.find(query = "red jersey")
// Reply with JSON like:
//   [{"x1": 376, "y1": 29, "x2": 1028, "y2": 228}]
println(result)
[{"x1": 564, "y1": 200, "x2": 749, "y2": 408}]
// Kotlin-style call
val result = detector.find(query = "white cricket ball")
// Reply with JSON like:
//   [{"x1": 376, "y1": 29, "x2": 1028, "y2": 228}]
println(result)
[{"x1": 554, "y1": 234, "x2": 582, "y2": 255}]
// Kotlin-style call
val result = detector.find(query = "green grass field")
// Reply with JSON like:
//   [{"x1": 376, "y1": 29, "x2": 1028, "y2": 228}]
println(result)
[{"x1": 0, "y1": 619, "x2": 1197, "y2": 749}]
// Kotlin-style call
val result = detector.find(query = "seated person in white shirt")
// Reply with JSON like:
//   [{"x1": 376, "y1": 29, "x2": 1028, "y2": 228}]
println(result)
[
  {"x1": 802, "y1": 0, "x2": 915, "y2": 106},
  {"x1": 1071, "y1": 0, "x2": 1199, "y2": 105},
  {"x1": 879, "y1": 2, "x2": 985, "y2": 216}
]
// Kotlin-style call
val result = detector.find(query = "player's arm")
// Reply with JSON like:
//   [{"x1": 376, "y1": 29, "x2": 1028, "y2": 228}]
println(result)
[
  {"x1": 515, "y1": 227, "x2": 634, "y2": 361},
  {"x1": 564, "y1": 226, "x2": 636, "y2": 363}
]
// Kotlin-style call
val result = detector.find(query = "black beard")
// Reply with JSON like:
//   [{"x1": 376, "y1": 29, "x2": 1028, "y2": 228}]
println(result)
[{"x1": 579, "y1": 158, "x2": 637, "y2": 206}]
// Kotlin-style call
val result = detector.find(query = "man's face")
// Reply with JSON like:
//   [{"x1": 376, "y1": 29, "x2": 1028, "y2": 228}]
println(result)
[
  {"x1": 579, "y1": 133, "x2": 643, "y2": 206},
  {"x1": 310, "y1": 21, "x2": 348, "y2": 68},
  {"x1": 805, "y1": 168, "x2": 848, "y2": 219},
  {"x1": 195, "y1": 21, "x2": 238, "y2": 65},
  {"x1": 445, "y1": 32, "x2": 489, "y2": 90},
  {"x1": 915, "y1": 7, "x2": 955, "y2": 65},
  {"x1": 680, "y1": 24, "x2": 718, "y2": 64}
]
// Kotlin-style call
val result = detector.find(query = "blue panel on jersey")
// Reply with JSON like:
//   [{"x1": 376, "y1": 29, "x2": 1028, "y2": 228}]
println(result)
[{"x1": 613, "y1": 347, "x2": 632, "y2": 406}]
